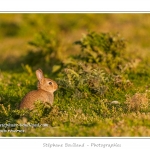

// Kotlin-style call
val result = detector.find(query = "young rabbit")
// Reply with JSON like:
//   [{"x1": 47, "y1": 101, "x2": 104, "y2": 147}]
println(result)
[{"x1": 19, "y1": 69, "x2": 58, "y2": 110}]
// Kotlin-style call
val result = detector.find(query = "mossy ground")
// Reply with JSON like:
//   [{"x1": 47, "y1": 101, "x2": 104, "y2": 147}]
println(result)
[{"x1": 1, "y1": 14, "x2": 150, "y2": 136}]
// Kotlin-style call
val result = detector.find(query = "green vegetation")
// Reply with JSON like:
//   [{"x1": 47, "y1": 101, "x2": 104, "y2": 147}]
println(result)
[{"x1": 1, "y1": 14, "x2": 150, "y2": 136}]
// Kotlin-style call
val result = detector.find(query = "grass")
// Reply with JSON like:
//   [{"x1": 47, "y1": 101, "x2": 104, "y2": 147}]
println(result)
[{"x1": 1, "y1": 14, "x2": 150, "y2": 137}]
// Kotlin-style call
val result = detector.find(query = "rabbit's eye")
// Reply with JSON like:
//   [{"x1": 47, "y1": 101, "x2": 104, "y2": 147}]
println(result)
[{"x1": 49, "y1": 82, "x2": 52, "y2": 85}]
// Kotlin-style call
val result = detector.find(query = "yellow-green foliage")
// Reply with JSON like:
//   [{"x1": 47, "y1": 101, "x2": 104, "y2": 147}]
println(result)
[{"x1": 1, "y1": 14, "x2": 150, "y2": 137}]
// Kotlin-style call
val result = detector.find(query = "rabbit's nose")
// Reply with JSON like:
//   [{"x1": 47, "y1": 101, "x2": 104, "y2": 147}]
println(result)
[
  {"x1": 54, "y1": 83, "x2": 58, "y2": 90},
  {"x1": 56, "y1": 84, "x2": 58, "y2": 90}
]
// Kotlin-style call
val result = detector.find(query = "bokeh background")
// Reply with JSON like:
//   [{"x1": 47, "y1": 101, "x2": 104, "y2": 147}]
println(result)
[{"x1": 1, "y1": 14, "x2": 150, "y2": 70}]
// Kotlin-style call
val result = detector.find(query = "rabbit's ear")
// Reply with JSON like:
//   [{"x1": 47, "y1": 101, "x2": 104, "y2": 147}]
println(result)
[{"x1": 36, "y1": 69, "x2": 44, "y2": 81}]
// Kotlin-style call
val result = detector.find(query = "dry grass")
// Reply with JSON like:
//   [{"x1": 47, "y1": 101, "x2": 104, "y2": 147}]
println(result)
[{"x1": 126, "y1": 93, "x2": 149, "y2": 111}]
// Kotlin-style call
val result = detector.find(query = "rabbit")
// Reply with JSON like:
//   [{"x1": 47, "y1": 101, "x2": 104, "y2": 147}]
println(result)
[{"x1": 19, "y1": 69, "x2": 58, "y2": 110}]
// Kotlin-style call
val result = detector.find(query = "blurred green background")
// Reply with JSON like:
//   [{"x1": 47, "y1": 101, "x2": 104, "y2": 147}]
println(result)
[{"x1": 0, "y1": 13, "x2": 150, "y2": 69}]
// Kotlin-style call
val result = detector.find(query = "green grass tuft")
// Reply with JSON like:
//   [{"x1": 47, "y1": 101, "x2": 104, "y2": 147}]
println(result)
[{"x1": 1, "y1": 14, "x2": 150, "y2": 136}]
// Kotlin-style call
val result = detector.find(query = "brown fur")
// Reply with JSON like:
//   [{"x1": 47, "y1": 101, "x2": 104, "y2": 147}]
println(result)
[{"x1": 19, "y1": 69, "x2": 58, "y2": 110}]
